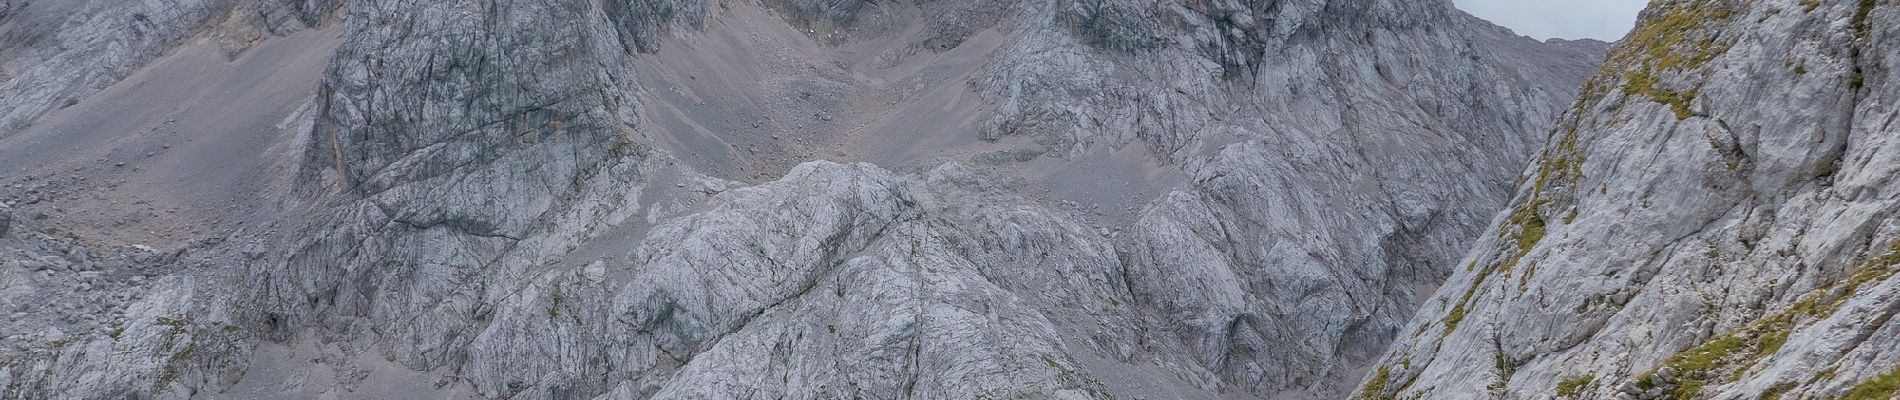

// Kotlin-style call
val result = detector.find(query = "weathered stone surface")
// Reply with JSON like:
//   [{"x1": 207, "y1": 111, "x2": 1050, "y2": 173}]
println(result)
[
  {"x1": 968, "y1": 1, "x2": 1605, "y2": 395},
  {"x1": 1366, "y1": 0, "x2": 1900, "y2": 398},
  {"x1": 0, "y1": 0, "x2": 340, "y2": 137},
  {"x1": 0, "y1": 203, "x2": 11, "y2": 237},
  {"x1": 0, "y1": 0, "x2": 1615, "y2": 399}
]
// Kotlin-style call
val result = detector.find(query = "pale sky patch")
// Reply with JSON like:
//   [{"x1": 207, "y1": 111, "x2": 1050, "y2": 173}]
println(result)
[{"x1": 1453, "y1": 0, "x2": 1648, "y2": 41}]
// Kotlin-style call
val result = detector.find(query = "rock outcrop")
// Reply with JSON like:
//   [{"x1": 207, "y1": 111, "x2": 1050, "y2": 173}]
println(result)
[
  {"x1": 0, "y1": 0, "x2": 341, "y2": 136},
  {"x1": 1365, "y1": 0, "x2": 1900, "y2": 398},
  {"x1": 0, "y1": 0, "x2": 1611, "y2": 399}
]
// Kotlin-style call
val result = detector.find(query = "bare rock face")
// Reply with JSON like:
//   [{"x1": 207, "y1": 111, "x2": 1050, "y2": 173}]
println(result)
[
  {"x1": 1365, "y1": 0, "x2": 1900, "y2": 398},
  {"x1": 970, "y1": 0, "x2": 1605, "y2": 395},
  {"x1": 0, "y1": 0, "x2": 341, "y2": 136},
  {"x1": 0, "y1": 203, "x2": 11, "y2": 237},
  {"x1": 0, "y1": 0, "x2": 1610, "y2": 399}
]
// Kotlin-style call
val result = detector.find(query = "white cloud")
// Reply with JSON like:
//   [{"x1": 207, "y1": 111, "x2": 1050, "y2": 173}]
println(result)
[{"x1": 1453, "y1": 0, "x2": 1648, "y2": 41}]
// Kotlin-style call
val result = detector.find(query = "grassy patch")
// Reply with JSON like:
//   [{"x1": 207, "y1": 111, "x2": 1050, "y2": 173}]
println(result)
[
  {"x1": 1607, "y1": 0, "x2": 1740, "y2": 120},
  {"x1": 1626, "y1": 71, "x2": 1699, "y2": 120},
  {"x1": 1498, "y1": 124, "x2": 1586, "y2": 276},
  {"x1": 156, "y1": 342, "x2": 197, "y2": 387},
  {"x1": 1556, "y1": 374, "x2": 1595, "y2": 397},
  {"x1": 1853, "y1": 0, "x2": 1878, "y2": 41},
  {"x1": 1441, "y1": 261, "x2": 1494, "y2": 336},
  {"x1": 1504, "y1": 204, "x2": 1548, "y2": 274},
  {"x1": 168, "y1": 342, "x2": 196, "y2": 364},
  {"x1": 155, "y1": 316, "x2": 191, "y2": 334},
  {"x1": 1636, "y1": 240, "x2": 1900, "y2": 398},
  {"x1": 1358, "y1": 366, "x2": 1391, "y2": 400},
  {"x1": 1508, "y1": 205, "x2": 1548, "y2": 255},
  {"x1": 1494, "y1": 350, "x2": 1519, "y2": 389},
  {"x1": 1844, "y1": 366, "x2": 1900, "y2": 400}
]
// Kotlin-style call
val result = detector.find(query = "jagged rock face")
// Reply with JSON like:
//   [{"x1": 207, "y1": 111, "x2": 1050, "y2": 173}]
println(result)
[
  {"x1": 462, "y1": 162, "x2": 1150, "y2": 398},
  {"x1": 759, "y1": 0, "x2": 1014, "y2": 47},
  {"x1": 302, "y1": 0, "x2": 706, "y2": 193},
  {"x1": 0, "y1": 0, "x2": 1608, "y2": 399},
  {"x1": 1365, "y1": 0, "x2": 1900, "y2": 399},
  {"x1": 974, "y1": 0, "x2": 1604, "y2": 395},
  {"x1": 259, "y1": 0, "x2": 705, "y2": 388},
  {"x1": 0, "y1": 0, "x2": 341, "y2": 136},
  {"x1": 979, "y1": 0, "x2": 1603, "y2": 160}
]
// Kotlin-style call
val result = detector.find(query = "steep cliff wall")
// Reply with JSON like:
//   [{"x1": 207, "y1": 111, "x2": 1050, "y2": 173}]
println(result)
[
  {"x1": 1366, "y1": 0, "x2": 1900, "y2": 398},
  {"x1": 0, "y1": 0, "x2": 1608, "y2": 398}
]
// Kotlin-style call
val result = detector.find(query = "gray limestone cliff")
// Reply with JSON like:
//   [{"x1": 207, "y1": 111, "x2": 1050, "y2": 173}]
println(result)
[
  {"x1": 1363, "y1": 0, "x2": 1900, "y2": 399},
  {"x1": 0, "y1": 0, "x2": 1609, "y2": 399}
]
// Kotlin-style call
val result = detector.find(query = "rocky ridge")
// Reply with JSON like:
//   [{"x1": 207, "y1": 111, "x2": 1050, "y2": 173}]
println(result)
[
  {"x1": 1, "y1": 0, "x2": 1607, "y2": 399},
  {"x1": 1362, "y1": 0, "x2": 1900, "y2": 399},
  {"x1": 0, "y1": 0, "x2": 340, "y2": 136}
]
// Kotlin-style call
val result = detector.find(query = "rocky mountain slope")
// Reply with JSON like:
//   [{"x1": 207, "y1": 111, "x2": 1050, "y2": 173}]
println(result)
[
  {"x1": 1, "y1": 0, "x2": 1606, "y2": 399},
  {"x1": 1363, "y1": 0, "x2": 1900, "y2": 399}
]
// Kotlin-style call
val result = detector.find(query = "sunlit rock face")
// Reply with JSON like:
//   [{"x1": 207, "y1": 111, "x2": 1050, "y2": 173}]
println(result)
[
  {"x1": 1366, "y1": 1, "x2": 1900, "y2": 399},
  {"x1": 0, "y1": 0, "x2": 1607, "y2": 398}
]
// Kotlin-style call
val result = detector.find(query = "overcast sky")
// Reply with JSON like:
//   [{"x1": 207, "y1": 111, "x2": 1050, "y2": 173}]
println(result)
[{"x1": 1453, "y1": 0, "x2": 1648, "y2": 41}]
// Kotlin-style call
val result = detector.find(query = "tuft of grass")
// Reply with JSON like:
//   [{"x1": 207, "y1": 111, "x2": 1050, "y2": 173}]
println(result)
[
  {"x1": 1358, "y1": 366, "x2": 1391, "y2": 400},
  {"x1": 156, "y1": 342, "x2": 197, "y2": 387},
  {"x1": 168, "y1": 343, "x2": 196, "y2": 364},
  {"x1": 1441, "y1": 262, "x2": 1494, "y2": 337},
  {"x1": 1760, "y1": 383, "x2": 1790, "y2": 400},
  {"x1": 1626, "y1": 71, "x2": 1698, "y2": 120},
  {"x1": 1509, "y1": 206, "x2": 1548, "y2": 254},
  {"x1": 1606, "y1": 0, "x2": 1739, "y2": 121},
  {"x1": 1501, "y1": 124, "x2": 1584, "y2": 274},
  {"x1": 1494, "y1": 350, "x2": 1520, "y2": 384},
  {"x1": 1497, "y1": 198, "x2": 1552, "y2": 278},
  {"x1": 1844, "y1": 366, "x2": 1900, "y2": 400},
  {"x1": 1556, "y1": 375, "x2": 1595, "y2": 397},
  {"x1": 1853, "y1": 0, "x2": 1878, "y2": 41}
]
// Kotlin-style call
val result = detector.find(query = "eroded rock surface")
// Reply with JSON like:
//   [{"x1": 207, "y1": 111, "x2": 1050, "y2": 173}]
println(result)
[
  {"x1": 0, "y1": 0, "x2": 340, "y2": 136},
  {"x1": 1366, "y1": 0, "x2": 1900, "y2": 398},
  {"x1": 0, "y1": 0, "x2": 1610, "y2": 399}
]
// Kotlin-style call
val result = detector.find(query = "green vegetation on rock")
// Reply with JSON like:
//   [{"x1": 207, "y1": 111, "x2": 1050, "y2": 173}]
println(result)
[
  {"x1": 1556, "y1": 374, "x2": 1594, "y2": 397},
  {"x1": 1635, "y1": 239, "x2": 1900, "y2": 398},
  {"x1": 1608, "y1": 0, "x2": 1740, "y2": 120},
  {"x1": 1853, "y1": 0, "x2": 1879, "y2": 41},
  {"x1": 1358, "y1": 366, "x2": 1391, "y2": 400},
  {"x1": 1441, "y1": 261, "x2": 1492, "y2": 337},
  {"x1": 1844, "y1": 366, "x2": 1900, "y2": 400}
]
